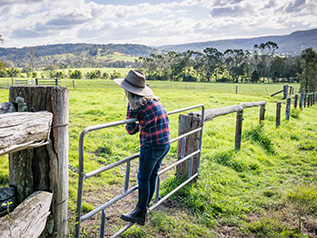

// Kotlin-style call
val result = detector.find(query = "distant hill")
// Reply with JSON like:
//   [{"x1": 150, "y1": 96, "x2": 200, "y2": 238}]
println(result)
[
  {"x1": 0, "y1": 43, "x2": 158, "y2": 68},
  {"x1": 0, "y1": 29, "x2": 316, "y2": 68},
  {"x1": 156, "y1": 29, "x2": 317, "y2": 55}
]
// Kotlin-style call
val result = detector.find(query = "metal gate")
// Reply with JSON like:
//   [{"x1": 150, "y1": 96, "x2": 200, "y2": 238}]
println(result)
[{"x1": 75, "y1": 104, "x2": 204, "y2": 237}]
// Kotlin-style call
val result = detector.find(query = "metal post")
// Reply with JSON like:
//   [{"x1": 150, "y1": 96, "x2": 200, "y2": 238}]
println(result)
[
  {"x1": 235, "y1": 110, "x2": 243, "y2": 150},
  {"x1": 236, "y1": 85, "x2": 238, "y2": 94},
  {"x1": 155, "y1": 176, "x2": 160, "y2": 204},
  {"x1": 188, "y1": 157, "x2": 193, "y2": 179},
  {"x1": 35, "y1": 78, "x2": 38, "y2": 85},
  {"x1": 285, "y1": 97, "x2": 291, "y2": 120},
  {"x1": 124, "y1": 161, "x2": 130, "y2": 192},
  {"x1": 55, "y1": 78, "x2": 59, "y2": 86},
  {"x1": 73, "y1": 80, "x2": 75, "y2": 88},
  {"x1": 100, "y1": 209, "x2": 106, "y2": 238},
  {"x1": 276, "y1": 102, "x2": 281, "y2": 126}
]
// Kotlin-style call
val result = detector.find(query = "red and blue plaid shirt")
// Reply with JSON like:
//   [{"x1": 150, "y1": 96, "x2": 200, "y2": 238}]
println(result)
[{"x1": 126, "y1": 99, "x2": 170, "y2": 147}]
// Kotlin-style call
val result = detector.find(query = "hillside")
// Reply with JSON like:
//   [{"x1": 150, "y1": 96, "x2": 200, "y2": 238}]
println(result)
[
  {"x1": 0, "y1": 29, "x2": 316, "y2": 68},
  {"x1": 156, "y1": 29, "x2": 317, "y2": 55},
  {"x1": 0, "y1": 43, "x2": 158, "y2": 68}
]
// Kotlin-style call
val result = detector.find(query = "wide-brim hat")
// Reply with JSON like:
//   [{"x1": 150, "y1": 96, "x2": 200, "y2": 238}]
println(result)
[{"x1": 114, "y1": 70, "x2": 153, "y2": 97}]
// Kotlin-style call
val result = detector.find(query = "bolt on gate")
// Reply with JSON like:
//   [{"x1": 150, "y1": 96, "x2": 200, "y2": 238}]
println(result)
[{"x1": 75, "y1": 104, "x2": 204, "y2": 237}]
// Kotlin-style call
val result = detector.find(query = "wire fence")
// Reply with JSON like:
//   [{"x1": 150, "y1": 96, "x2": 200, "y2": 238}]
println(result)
[{"x1": 0, "y1": 77, "x2": 300, "y2": 96}]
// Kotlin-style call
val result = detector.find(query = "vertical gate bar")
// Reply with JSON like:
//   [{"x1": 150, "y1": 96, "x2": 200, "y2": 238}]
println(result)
[
  {"x1": 155, "y1": 176, "x2": 161, "y2": 203},
  {"x1": 181, "y1": 137, "x2": 186, "y2": 159},
  {"x1": 100, "y1": 209, "x2": 106, "y2": 238},
  {"x1": 188, "y1": 157, "x2": 193, "y2": 179},
  {"x1": 75, "y1": 130, "x2": 87, "y2": 238},
  {"x1": 124, "y1": 161, "x2": 131, "y2": 193},
  {"x1": 196, "y1": 106, "x2": 204, "y2": 173}
]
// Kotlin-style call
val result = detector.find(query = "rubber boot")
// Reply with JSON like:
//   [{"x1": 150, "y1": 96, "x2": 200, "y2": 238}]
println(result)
[{"x1": 120, "y1": 207, "x2": 148, "y2": 225}]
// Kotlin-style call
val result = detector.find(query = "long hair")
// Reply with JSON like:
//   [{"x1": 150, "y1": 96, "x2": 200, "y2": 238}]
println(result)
[{"x1": 125, "y1": 90, "x2": 153, "y2": 110}]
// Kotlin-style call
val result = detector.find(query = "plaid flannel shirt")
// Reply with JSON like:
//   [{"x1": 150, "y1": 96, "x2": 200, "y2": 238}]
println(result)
[{"x1": 126, "y1": 99, "x2": 170, "y2": 147}]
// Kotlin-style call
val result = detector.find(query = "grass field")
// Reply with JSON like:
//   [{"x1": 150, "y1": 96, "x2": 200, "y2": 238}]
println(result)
[{"x1": 0, "y1": 79, "x2": 316, "y2": 237}]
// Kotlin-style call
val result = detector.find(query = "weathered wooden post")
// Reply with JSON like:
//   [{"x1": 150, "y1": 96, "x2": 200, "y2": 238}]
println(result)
[
  {"x1": 177, "y1": 113, "x2": 201, "y2": 178},
  {"x1": 235, "y1": 110, "x2": 243, "y2": 150},
  {"x1": 285, "y1": 97, "x2": 291, "y2": 120},
  {"x1": 8, "y1": 86, "x2": 69, "y2": 238},
  {"x1": 304, "y1": 93, "x2": 307, "y2": 107},
  {"x1": 259, "y1": 104, "x2": 265, "y2": 123},
  {"x1": 299, "y1": 93, "x2": 303, "y2": 110},
  {"x1": 294, "y1": 94, "x2": 298, "y2": 108},
  {"x1": 289, "y1": 86, "x2": 292, "y2": 95},
  {"x1": 283, "y1": 85, "x2": 288, "y2": 99},
  {"x1": 276, "y1": 102, "x2": 281, "y2": 126}
]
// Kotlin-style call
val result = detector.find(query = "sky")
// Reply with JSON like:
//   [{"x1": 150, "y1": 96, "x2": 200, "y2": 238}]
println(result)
[{"x1": 0, "y1": 0, "x2": 316, "y2": 48}]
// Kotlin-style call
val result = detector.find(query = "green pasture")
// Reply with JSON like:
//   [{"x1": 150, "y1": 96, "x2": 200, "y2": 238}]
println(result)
[{"x1": 0, "y1": 80, "x2": 316, "y2": 238}]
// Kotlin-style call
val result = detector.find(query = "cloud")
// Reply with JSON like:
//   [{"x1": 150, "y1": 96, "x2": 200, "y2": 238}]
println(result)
[
  {"x1": 210, "y1": 5, "x2": 251, "y2": 17},
  {"x1": 0, "y1": 0, "x2": 316, "y2": 47},
  {"x1": 284, "y1": 0, "x2": 306, "y2": 13}
]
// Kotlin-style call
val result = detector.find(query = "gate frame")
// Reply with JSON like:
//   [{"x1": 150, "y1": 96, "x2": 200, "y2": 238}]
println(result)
[{"x1": 75, "y1": 104, "x2": 204, "y2": 238}]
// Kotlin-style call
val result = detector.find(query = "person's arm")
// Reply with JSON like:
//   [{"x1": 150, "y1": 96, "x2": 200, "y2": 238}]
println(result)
[{"x1": 125, "y1": 104, "x2": 140, "y2": 135}]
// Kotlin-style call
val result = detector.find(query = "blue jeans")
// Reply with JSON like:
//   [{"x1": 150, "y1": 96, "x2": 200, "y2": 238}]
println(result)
[{"x1": 137, "y1": 143, "x2": 170, "y2": 210}]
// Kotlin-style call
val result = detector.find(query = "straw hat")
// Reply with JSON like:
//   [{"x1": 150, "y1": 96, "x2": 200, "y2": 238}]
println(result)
[{"x1": 114, "y1": 70, "x2": 153, "y2": 96}]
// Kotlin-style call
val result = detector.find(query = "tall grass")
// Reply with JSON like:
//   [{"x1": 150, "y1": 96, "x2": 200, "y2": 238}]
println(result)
[{"x1": 0, "y1": 80, "x2": 316, "y2": 237}]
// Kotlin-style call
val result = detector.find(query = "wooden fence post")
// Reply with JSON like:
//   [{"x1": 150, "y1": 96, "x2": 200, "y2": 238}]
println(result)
[
  {"x1": 304, "y1": 93, "x2": 307, "y2": 107},
  {"x1": 299, "y1": 93, "x2": 303, "y2": 110},
  {"x1": 9, "y1": 86, "x2": 69, "y2": 238},
  {"x1": 294, "y1": 94, "x2": 298, "y2": 108},
  {"x1": 276, "y1": 102, "x2": 281, "y2": 126},
  {"x1": 177, "y1": 113, "x2": 201, "y2": 178},
  {"x1": 259, "y1": 104, "x2": 265, "y2": 123},
  {"x1": 285, "y1": 97, "x2": 291, "y2": 120},
  {"x1": 235, "y1": 110, "x2": 243, "y2": 150},
  {"x1": 283, "y1": 85, "x2": 288, "y2": 99}
]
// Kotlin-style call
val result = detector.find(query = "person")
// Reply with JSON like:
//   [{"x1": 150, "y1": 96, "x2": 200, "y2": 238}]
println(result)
[{"x1": 114, "y1": 70, "x2": 170, "y2": 225}]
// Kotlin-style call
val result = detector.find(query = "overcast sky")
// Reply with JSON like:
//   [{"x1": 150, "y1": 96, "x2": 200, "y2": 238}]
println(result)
[{"x1": 0, "y1": 0, "x2": 316, "y2": 48}]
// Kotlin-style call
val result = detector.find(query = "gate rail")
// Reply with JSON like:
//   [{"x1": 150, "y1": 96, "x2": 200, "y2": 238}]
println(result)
[{"x1": 75, "y1": 104, "x2": 204, "y2": 238}]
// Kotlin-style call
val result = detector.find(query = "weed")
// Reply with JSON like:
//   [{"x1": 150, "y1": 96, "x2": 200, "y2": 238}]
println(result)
[
  {"x1": 291, "y1": 108, "x2": 301, "y2": 119},
  {"x1": 244, "y1": 124, "x2": 275, "y2": 154},
  {"x1": 81, "y1": 202, "x2": 94, "y2": 213}
]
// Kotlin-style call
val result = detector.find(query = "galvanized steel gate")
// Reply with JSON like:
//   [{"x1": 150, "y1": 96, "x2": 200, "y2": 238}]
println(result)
[{"x1": 75, "y1": 105, "x2": 204, "y2": 237}]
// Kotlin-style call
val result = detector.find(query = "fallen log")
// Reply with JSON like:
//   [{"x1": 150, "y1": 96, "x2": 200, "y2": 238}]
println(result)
[
  {"x1": 0, "y1": 111, "x2": 53, "y2": 156},
  {"x1": 0, "y1": 191, "x2": 52, "y2": 238}
]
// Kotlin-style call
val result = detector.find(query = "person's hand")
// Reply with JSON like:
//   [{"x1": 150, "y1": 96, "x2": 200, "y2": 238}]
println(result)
[{"x1": 153, "y1": 95, "x2": 160, "y2": 101}]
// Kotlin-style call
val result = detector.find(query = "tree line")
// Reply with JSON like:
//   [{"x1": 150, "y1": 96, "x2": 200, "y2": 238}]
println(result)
[
  {"x1": 136, "y1": 42, "x2": 316, "y2": 92},
  {"x1": 0, "y1": 41, "x2": 316, "y2": 93}
]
